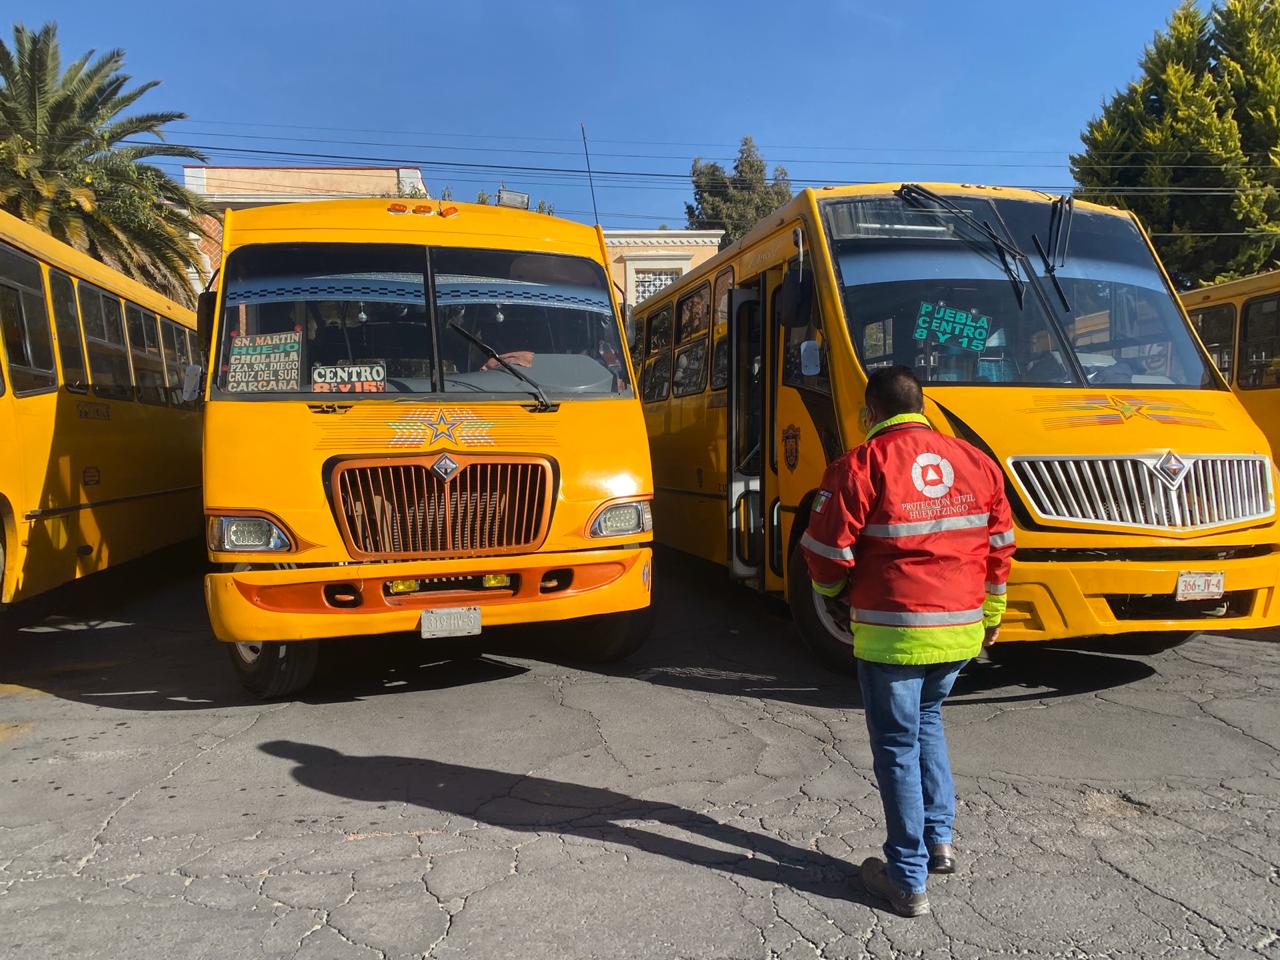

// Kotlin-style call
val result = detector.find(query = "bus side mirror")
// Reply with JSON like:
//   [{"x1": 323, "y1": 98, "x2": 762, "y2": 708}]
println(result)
[
  {"x1": 775, "y1": 266, "x2": 813, "y2": 329},
  {"x1": 196, "y1": 290, "x2": 217, "y2": 358},
  {"x1": 180, "y1": 363, "x2": 203, "y2": 404},
  {"x1": 799, "y1": 340, "x2": 822, "y2": 377}
]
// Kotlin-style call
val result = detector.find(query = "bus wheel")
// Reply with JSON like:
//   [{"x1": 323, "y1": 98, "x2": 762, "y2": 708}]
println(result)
[
  {"x1": 787, "y1": 546, "x2": 856, "y2": 673},
  {"x1": 226, "y1": 639, "x2": 320, "y2": 699},
  {"x1": 560, "y1": 607, "x2": 653, "y2": 663}
]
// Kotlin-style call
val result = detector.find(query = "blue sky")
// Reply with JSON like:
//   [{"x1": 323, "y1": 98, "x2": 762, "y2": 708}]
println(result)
[{"x1": 18, "y1": 0, "x2": 1186, "y2": 228}]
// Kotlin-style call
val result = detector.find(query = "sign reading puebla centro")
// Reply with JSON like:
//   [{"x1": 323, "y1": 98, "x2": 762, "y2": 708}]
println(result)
[{"x1": 914, "y1": 301, "x2": 990, "y2": 352}]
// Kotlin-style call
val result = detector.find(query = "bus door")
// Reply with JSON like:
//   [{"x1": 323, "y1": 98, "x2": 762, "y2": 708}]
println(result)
[{"x1": 727, "y1": 283, "x2": 763, "y2": 585}]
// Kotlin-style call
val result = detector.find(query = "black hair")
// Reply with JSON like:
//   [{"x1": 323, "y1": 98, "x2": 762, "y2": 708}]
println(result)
[{"x1": 865, "y1": 365, "x2": 923, "y2": 418}]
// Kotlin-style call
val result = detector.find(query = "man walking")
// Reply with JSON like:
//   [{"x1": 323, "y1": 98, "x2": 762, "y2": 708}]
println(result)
[{"x1": 801, "y1": 366, "x2": 1015, "y2": 917}]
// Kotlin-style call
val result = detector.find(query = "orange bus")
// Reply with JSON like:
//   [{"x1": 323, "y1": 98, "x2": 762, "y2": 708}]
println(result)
[
  {"x1": 635, "y1": 183, "x2": 1279, "y2": 666},
  {"x1": 197, "y1": 198, "x2": 653, "y2": 696},
  {"x1": 0, "y1": 210, "x2": 200, "y2": 606},
  {"x1": 1183, "y1": 269, "x2": 1280, "y2": 454}
]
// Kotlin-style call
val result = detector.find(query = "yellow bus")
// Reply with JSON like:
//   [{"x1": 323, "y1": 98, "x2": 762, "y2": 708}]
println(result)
[
  {"x1": 0, "y1": 210, "x2": 201, "y2": 605},
  {"x1": 197, "y1": 197, "x2": 653, "y2": 696},
  {"x1": 1182, "y1": 268, "x2": 1280, "y2": 453},
  {"x1": 634, "y1": 182, "x2": 1280, "y2": 666}
]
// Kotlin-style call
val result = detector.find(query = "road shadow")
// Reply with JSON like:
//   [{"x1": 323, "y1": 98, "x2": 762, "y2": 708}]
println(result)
[
  {"x1": 0, "y1": 544, "x2": 528, "y2": 710},
  {"x1": 546, "y1": 548, "x2": 1157, "y2": 709},
  {"x1": 261, "y1": 739, "x2": 876, "y2": 906},
  {"x1": 2, "y1": 542, "x2": 1155, "y2": 711}
]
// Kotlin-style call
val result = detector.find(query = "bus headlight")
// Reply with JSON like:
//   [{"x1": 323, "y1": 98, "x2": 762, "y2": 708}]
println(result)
[
  {"x1": 208, "y1": 515, "x2": 292, "y2": 552},
  {"x1": 589, "y1": 500, "x2": 653, "y2": 538}
]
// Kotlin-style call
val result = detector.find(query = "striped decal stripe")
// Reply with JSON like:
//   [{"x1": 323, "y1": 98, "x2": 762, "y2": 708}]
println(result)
[
  {"x1": 800, "y1": 532, "x2": 855, "y2": 562},
  {"x1": 862, "y1": 512, "x2": 990, "y2": 539},
  {"x1": 853, "y1": 606, "x2": 985, "y2": 627}
]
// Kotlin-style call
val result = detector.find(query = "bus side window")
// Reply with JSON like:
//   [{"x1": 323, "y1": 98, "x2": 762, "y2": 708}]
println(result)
[
  {"x1": 711, "y1": 268, "x2": 732, "y2": 390},
  {"x1": 1188, "y1": 303, "x2": 1236, "y2": 381},
  {"x1": 643, "y1": 304, "x2": 672, "y2": 403},
  {"x1": 673, "y1": 283, "x2": 710, "y2": 398},
  {"x1": 0, "y1": 241, "x2": 57, "y2": 394},
  {"x1": 48, "y1": 270, "x2": 88, "y2": 392},
  {"x1": 781, "y1": 257, "x2": 829, "y2": 394},
  {"x1": 126, "y1": 303, "x2": 168, "y2": 405},
  {"x1": 161, "y1": 319, "x2": 192, "y2": 407},
  {"x1": 1240, "y1": 295, "x2": 1280, "y2": 389},
  {"x1": 79, "y1": 285, "x2": 134, "y2": 401}
]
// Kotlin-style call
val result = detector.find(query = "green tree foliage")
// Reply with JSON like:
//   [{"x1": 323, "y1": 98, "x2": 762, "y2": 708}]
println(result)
[
  {"x1": 0, "y1": 22, "x2": 211, "y2": 305},
  {"x1": 1070, "y1": 0, "x2": 1280, "y2": 287},
  {"x1": 685, "y1": 136, "x2": 792, "y2": 249}
]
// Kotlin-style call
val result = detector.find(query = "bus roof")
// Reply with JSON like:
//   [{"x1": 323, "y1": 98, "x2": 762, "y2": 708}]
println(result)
[
  {"x1": 1180, "y1": 267, "x2": 1280, "y2": 308},
  {"x1": 636, "y1": 182, "x2": 1132, "y2": 311},
  {"x1": 0, "y1": 209, "x2": 194, "y2": 323},
  {"x1": 221, "y1": 198, "x2": 608, "y2": 263}
]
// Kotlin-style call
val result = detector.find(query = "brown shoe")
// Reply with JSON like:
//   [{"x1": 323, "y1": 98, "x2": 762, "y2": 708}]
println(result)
[
  {"x1": 928, "y1": 843, "x2": 956, "y2": 875},
  {"x1": 860, "y1": 857, "x2": 929, "y2": 917}
]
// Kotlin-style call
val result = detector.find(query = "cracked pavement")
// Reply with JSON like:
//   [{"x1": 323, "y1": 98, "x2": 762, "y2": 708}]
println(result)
[{"x1": 1, "y1": 545, "x2": 1278, "y2": 959}]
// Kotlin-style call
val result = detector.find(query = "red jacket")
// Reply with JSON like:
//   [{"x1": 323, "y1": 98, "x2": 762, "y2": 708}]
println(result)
[{"x1": 802, "y1": 413, "x2": 1015, "y2": 664}]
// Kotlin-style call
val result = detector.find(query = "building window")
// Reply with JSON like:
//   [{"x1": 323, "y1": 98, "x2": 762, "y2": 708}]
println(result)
[{"x1": 635, "y1": 269, "x2": 680, "y2": 304}]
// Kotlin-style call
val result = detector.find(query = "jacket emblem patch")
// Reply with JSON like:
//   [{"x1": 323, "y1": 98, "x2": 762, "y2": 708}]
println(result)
[{"x1": 912, "y1": 453, "x2": 955, "y2": 499}]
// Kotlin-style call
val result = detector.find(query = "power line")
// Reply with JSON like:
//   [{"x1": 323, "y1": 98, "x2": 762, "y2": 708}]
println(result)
[
  {"x1": 122, "y1": 136, "x2": 1276, "y2": 195},
  {"x1": 171, "y1": 116, "x2": 1280, "y2": 162},
  {"x1": 164, "y1": 124, "x2": 1280, "y2": 172}
]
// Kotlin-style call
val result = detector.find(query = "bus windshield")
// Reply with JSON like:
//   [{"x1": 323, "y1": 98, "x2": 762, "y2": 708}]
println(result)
[
  {"x1": 214, "y1": 243, "x2": 631, "y2": 399},
  {"x1": 823, "y1": 195, "x2": 1218, "y2": 388}
]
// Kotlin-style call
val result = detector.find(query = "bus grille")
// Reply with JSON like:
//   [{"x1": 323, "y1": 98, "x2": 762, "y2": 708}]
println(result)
[
  {"x1": 333, "y1": 456, "x2": 552, "y2": 559},
  {"x1": 1010, "y1": 455, "x2": 1273, "y2": 530}
]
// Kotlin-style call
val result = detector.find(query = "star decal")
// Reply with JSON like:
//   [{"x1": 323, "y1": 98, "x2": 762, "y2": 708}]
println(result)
[
  {"x1": 1103, "y1": 396, "x2": 1148, "y2": 421},
  {"x1": 426, "y1": 411, "x2": 460, "y2": 444}
]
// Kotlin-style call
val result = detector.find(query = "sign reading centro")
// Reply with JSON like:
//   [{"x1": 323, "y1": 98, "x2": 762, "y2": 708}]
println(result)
[
  {"x1": 225, "y1": 331, "x2": 301, "y2": 392},
  {"x1": 311, "y1": 363, "x2": 387, "y2": 393},
  {"x1": 914, "y1": 301, "x2": 991, "y2": 353}
]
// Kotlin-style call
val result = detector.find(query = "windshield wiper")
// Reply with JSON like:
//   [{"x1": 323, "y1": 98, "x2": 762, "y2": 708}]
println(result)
[
  {"x1": 1031, "y1": 193, "x2": 1074, "y2": 311},
  {"x1": 446, "y1": 321, "x2": 558, "y2": 412},
  {"x1": 896, "y1": 184, "x2": 1028, "y2": 308}
]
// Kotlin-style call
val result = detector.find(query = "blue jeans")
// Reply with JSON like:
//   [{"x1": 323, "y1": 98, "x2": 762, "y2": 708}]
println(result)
[{"x1": 857, "y1": 658, "x2": 967, "y2": 894}]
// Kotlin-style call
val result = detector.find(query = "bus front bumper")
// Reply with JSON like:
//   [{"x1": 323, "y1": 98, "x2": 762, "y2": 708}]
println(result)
[
  {"x1": 999, "y1": 551, "x2": 1280, "y2": 642},
  {"x1": 204, "y1": 546, "x2": 652, "y2": 644}
]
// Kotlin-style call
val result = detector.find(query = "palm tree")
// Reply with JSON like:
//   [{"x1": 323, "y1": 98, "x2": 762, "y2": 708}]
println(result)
[{"x1": 0, "y1": 22, "x2": 210, "y2": 305}]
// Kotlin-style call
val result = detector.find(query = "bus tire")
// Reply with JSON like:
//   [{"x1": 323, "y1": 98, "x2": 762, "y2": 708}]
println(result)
[
  {"x1": 227, "y1": 639, "x2": 320, "y2": 699},
  {"x1": 787, "y1": 546, "x2": 857, "y2": 673},
  {"x1": 560, "y1": 606, "x2": 653, "y2": 663}
]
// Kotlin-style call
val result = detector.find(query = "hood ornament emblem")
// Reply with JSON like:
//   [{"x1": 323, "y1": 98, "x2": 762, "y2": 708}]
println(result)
[
  {"x1": 431, "y1": 453, "x2": 460, "y2": 481},
  {"x1": 1152, "y1": 451, "x2": 1190, "y2": 489}
]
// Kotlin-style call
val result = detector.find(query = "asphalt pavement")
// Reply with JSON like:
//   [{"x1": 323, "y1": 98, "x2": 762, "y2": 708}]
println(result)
[{"x1": 1, "y1": 544, "x2": 1277, "y2": 959}]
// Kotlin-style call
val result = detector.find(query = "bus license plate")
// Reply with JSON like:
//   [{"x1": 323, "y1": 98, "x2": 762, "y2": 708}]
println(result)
[
  {"x1": 420, "y1": 606, "x2": 481, "y2": 639},
  {"x1": 1176, "y1": 571, "x2": 1224, "y2": 602}
]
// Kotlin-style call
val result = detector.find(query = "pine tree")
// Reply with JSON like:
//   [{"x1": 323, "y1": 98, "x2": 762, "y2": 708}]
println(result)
[
  {"x1": 1071, "y1": 0, "x2": 1280, "y2": 287},
  {"x1": 685, "y1": 136, "x2": 792, "y2": 249}
]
